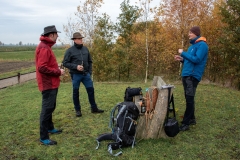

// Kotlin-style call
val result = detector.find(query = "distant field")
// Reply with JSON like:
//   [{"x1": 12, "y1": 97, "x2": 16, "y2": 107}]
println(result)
[
  {"x1": 0, "y1": 49, "x2": 65, "y2": 62},
  {"x1": 0, "y1": 47, "x2": 66, "y2": 79},
  {"x1": 0, "y1": 46, "x2": 37, "y2": 52},
  {"x1": 0, "y1": 45, "x2": 66, "y2": 52},
  {"x1": 0, "y1": 50, "x2": 37, "y2": 61}
]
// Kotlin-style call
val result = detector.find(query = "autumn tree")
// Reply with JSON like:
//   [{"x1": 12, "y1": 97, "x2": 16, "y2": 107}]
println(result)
[
  {"x1": 92, "y1": 13, "x2": 116, "y2": 81},
  {"x1": 128, "y1": 20, "x2": 166, "y2": 80},
  {"x1": 199, "y1": 0, "x2": 226, "y2": 83},
  {"x1": 219, "y1": 0, "x2": 240, "y2": 89},
  {"x1": 115, "y1": 0, "x2": 140, "y2": 81},
  {"x1": 156, "y1": 0, "x2": 215, "y2": 77}
]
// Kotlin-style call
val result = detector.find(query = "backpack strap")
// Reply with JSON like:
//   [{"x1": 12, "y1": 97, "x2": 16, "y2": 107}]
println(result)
[
  {"x1": 121, "y1": 109, "x2": 128, "y2": 129},
  {"x1": 95, "y1": 133, "x2": 114, "y2": 150},
  {"x1": 165, "y1": 87, "x2": 176, "y2": 123},
  {"x1": 109, "y1": 103, "x2": 121, "y2": 131},
  {"x1": 131, "y1": 119, "x2": 137, "y2": 149},
  {"x1": 117, "y1": 104, "x2": 127, "y2": 119},
  {"x1": 107, "y1": 142, "x2": 123, "y2": 156},
  {"x1": 126, "y1": 116, "x2": 137, "y2": 131}
]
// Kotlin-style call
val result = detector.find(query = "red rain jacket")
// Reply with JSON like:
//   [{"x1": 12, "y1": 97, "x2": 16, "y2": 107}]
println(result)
[{"x1": 35, "y1": 36, "x2": 61, "y2": 91}]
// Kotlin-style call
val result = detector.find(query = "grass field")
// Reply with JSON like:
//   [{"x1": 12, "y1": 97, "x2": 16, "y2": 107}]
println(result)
[
  {"x1": 0, "y1": 49, "x2": 65, "y2": 62},
  {"x1": 0, "y1": 80, "x2": 239, "y2": 159}
]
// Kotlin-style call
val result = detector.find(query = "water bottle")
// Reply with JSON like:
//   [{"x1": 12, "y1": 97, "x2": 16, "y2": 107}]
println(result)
[{"x1": 141, "y1": 99, "x2": 146, "y2": 113}]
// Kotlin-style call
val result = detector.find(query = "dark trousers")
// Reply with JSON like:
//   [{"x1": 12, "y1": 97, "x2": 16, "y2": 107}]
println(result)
[
  {"x1": 182, "y1": 76, "x2": 199, "y2": 125},
  {"x1": 71, "y1": 73, "x2": 97, "y2": 111},
  {"x1": 40, "y1": 88, "x2": 58, "y2": 140}
]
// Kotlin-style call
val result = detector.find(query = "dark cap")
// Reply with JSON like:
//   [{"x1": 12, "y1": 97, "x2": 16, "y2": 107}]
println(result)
[
  {"x1": 71, "y1": 32, "x2": 84, "y2": 40},
  {"x1": 190, "y1": 26, "x2": 201, "y2": 36},
  {"x1": 41, "y1": 25, "x2": 61, "y2": 36}
]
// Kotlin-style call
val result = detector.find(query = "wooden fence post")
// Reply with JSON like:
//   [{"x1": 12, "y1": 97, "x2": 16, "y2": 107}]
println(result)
[{"x1": 17, "y1": 73, "x2": 20, "y2": 84}]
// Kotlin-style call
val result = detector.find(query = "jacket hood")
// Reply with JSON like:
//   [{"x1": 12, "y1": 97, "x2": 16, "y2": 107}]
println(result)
[
  {"x1": 39, "y1": 36, "x2": 56, "y2": 47},
  {"x1": 195, "y1": 37, "x2": 207, "y2": 43}
]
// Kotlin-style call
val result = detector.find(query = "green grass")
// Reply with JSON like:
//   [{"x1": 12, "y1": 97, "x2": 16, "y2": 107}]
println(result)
[
  {"x1": 0, "y1": 50, "x2": 35, "y2": 61},
  {"x1": 0, "y1": 80, "x2": 240, "y2": 159},
  {"x1": 0, "y1": 49, "x2": 65, "y2": 62},
  {"x1": 0, "y1": 46, "x2": 37, "y2": 52},
  {"x1": 0, "y1": 46, "x2": 65, "y2": 52}
]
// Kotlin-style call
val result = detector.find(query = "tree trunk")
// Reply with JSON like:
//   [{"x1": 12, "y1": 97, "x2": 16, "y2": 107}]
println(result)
[{"x1": 135, "y1": 76, "x2": 174, "y2": 139}]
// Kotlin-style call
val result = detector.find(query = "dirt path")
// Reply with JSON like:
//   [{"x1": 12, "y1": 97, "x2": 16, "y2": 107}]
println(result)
[
  {"x1": 0, "y1": 72, "x2": 36, "y2": 89},
  {"x1": 0, "y1": 61, "x2": 36, "y2": 89},
  {"x1": 0, "y1": 61, "x2": 62, "y2": 89}
]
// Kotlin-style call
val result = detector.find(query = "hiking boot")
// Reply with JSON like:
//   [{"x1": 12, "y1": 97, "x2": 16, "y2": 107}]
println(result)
[
  {"x1": 76, "y1": 111, "x2": 82, "y2": 117},
  {"x1": 40, "y1": 139, "x2": 57, "y2": 145},
  {"x1": 189, "y1": 119, "x2": 196, "y2": 125},
  {"x1": 179, "y1": 124, "x2": 189, "y2": 131},
  {"x1": 91, "y1": 108, "x2": 104, "y2": 113},
  {"x1": 48, "y1": 129, "x2": 62, "y2": 134}
]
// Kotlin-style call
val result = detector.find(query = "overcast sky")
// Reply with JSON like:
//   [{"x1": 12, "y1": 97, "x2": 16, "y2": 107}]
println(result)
[{"x1": 0, "y1": 0, "x2": 160, "y2": 45}]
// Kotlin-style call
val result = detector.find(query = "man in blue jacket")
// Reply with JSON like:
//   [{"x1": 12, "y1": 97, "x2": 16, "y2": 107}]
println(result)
[
  {"x1": 63, "y1": 32, "x2": 104, "y2": 117},
  {"x1": 174, "y1": 26, "x2": 208, "y2": 131}
]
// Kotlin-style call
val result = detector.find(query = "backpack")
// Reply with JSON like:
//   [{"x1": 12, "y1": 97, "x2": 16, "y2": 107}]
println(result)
[
  {"x1": 124, "y1": 87, "x2": 142, "y2": 102},
  {"x1": 164, "y1": 86, "x2": 179, "y2": 137},
  {"x1": 96, "y1": 101, "x2": 140, "y2": 156}
]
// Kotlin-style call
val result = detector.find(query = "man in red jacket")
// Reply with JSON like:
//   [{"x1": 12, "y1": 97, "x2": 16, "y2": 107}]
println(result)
[{"x1": 35, "y1": 25, "x2": 65, "y2": 145}]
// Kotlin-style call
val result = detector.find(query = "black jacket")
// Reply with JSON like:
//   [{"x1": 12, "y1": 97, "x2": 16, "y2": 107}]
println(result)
[{"x1": 62, "y1": 44, "x2": 92, "y2": 74}]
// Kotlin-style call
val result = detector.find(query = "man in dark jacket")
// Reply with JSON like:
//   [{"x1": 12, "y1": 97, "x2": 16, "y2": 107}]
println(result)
[
  {"x1": 175, "y1": 26, "x2": 208, "y2": 131},
  {"x1": 62, "y1": 32, "x2": 104, "y2": 117},
  {"x1": 35, "y1": 25, "x2": 65, "y2": 145}
]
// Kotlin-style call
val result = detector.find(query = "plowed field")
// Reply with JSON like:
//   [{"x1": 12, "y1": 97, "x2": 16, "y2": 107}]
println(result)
[{"x1": 0, "y1": 61, "x2": 35, "y2": 74}]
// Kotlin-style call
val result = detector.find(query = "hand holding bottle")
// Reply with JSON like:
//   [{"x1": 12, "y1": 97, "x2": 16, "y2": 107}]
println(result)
[{"x1": 77, "y1": 65, "x2": 84, "y2": 71}]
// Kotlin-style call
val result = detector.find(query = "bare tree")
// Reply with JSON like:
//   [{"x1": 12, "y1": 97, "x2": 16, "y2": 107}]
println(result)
[
  {"x1": 137, "y1": 0, "x2": 156, "y2": 83},
  {"x1": 75, "y1": 0, "x2": 103, "y2": 48},
  {"x1": 62, "y1": 0, "x2": 103, "y2": 47},
  {"x1": 62, "y1": 16, "x2": 79, "y2": 45}
]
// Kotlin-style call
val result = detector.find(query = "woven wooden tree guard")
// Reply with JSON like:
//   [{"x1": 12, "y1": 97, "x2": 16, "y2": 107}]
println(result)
[{"x1": 135, "y1": 76, "x2": 174, "y2": 139}]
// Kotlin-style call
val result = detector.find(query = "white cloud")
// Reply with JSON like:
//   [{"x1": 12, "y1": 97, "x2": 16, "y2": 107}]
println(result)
[{"x1": 0, "y1": 0, "x2": 160, "y2": 45}]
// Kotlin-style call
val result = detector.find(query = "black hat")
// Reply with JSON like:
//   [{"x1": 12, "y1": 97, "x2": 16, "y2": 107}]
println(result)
[
  {"x1": 41, "y1": 25, "x2": 61, "y2": 36},
  {"x1": 190, "y1": 26, "x2": 201, "y2": 36},
  {"x1": 71, "y1": 32, "x2": 84, "y2": 40}
]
